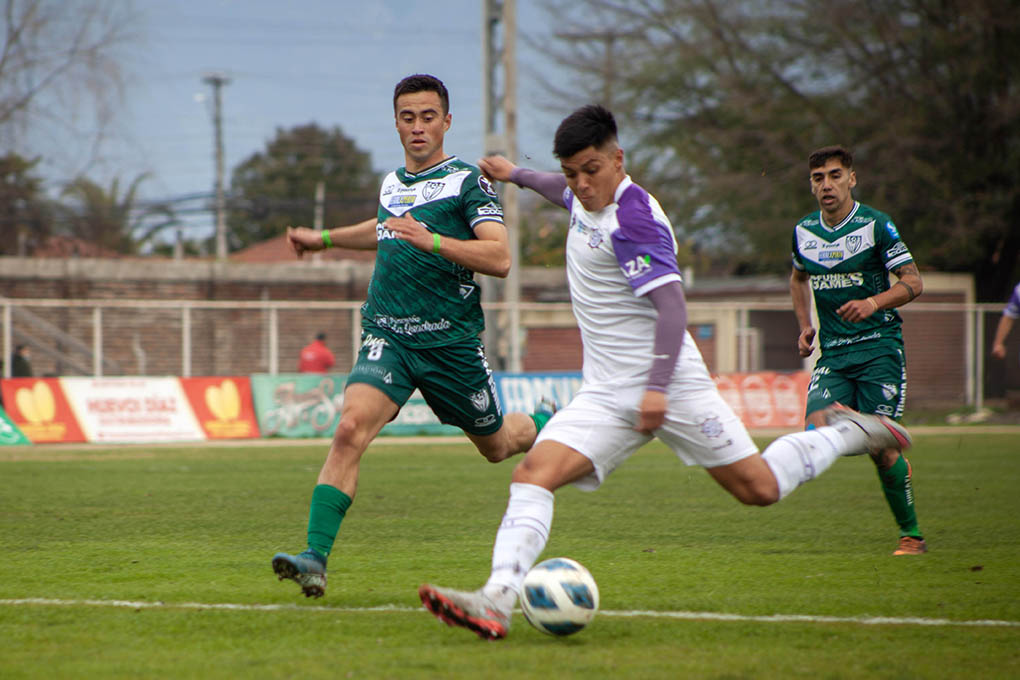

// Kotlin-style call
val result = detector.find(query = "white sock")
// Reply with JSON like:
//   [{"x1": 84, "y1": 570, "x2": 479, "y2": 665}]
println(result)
[
  {"x1": 482, "y1": 482, "x2": 554, "y2": 610},
  {"x1": 762, "y1": 425, "x2": 858, "y2": 499}
]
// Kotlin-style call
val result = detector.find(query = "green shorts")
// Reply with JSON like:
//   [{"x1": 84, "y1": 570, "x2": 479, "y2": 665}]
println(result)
[
  {"x1": 346, "y1": 329, "x2": 503, "y2": 435},
  {"x1": 805, "y1": 345, "x2": 907, "y2": 420}
]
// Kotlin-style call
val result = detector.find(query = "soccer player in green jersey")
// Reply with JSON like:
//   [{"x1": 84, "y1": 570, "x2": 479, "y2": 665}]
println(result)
[
  {"x1": 271, "y1": 74, "x2": 553, "y2": 597},
  {"x1": 790, "y1": 145, "x2": 927, "y2": 556}
]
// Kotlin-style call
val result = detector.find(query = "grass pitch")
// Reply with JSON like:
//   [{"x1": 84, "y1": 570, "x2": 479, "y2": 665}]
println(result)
[{"x1": 1, "y1": 432, "x2": 1018, "y2": 679}]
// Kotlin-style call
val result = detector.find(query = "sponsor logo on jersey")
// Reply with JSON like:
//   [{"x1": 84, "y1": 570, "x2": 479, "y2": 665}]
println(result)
[
  {"x1": 846, "y1": 235, "x2": 863, "y2": 254},
  {"x1": 588, "y1": 228, "x2": 604, "y2": 248},
  {"x1": 810, "y1": 272, "x2": 864, "y2": 290},
  {"x1": 875, "y1": 404, "x2": 894, "y2": 416},
  {"x1": 622, "y1": 254, "x2": 652, "y2": 279},
  {"x1": 803, "y1": 239, "x2": 818, "y2": 250},
  {"x1": 422, "y1": 181, "x2": 444, "y2": 200},
  {"x1": 469, "y1": 389, "x2": 491, "y2": 412},
  {"x1": 382, "y1": 184, "x2": 394, "y2": 196},
  {"x1": 459, "y1": 283, "x2": 476, "y2": 299},
  {"x1": 474, "y1": 415, "x2": 497, "y2": 427},
  {"x1": 885, "y1": 241, "x2": 908, "y2": 259},
  {"x1": 478, "y1": 174, "x2": 499, "y2": 198},
  {"x1": 885, "y1": 221, "x2": 900, "y2": 239},
  {"x1": 376, "y1": 222, "x2": 399, "y2": 240},
  {"x1": 388, "y1": 194, "x2": 416, "y2": 209},
  {"x1": 383, "y1": 372, "x2": 393, "y2": 384},
  {"x1": 882, "y1": 384, "x2": 898, "y2": 400},
  {"x1": 819, "y1": 250, "x2": 844, "y2": 261},
  {"x1": 477, "y1": 202, "x2": 503, "y2": 217}
]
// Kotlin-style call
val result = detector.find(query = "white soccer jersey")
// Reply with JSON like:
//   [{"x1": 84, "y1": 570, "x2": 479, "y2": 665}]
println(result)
[{"x1": 562, "y1": 176, "x2": 713, "y2": 392}]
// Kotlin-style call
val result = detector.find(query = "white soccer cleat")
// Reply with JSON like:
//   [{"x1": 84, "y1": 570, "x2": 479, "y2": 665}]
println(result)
[
  {"x1": 418, "y1": 584, "x2": 511, "y2": 640},
  {"x1": 822, "y1": 403, "x2": 912, "y2": 455}
]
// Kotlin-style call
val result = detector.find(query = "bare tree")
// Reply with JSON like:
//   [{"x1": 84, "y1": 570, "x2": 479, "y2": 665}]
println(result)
[{"x1": 0, "y1": 0, "x2": 139, "y2": 175}]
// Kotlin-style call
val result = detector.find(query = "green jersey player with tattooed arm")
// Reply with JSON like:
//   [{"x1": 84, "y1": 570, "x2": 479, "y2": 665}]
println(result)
[
  {"x1": 790, "y1": 145, "x2": 927, "y2": 556},
  {"x1": 271, "y1": 74, "x2": 554, "y2": 598}
]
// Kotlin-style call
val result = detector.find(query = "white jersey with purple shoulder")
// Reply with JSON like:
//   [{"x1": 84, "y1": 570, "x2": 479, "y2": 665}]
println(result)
[
  {"x1": 1004, "y1": 282, "x2": 1020, "y2": 319},
  {"x1": 561, "y1": 175, "x2": 714, "y2": 390}
]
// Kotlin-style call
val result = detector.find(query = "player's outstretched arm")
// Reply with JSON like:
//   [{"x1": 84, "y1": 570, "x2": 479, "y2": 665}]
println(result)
[
  {"x1": 286, "y1": 218, "x2": 379, "y2": 258},
  {"x1": 480, "y1": 155, "x2": 568, "y2": 208}
]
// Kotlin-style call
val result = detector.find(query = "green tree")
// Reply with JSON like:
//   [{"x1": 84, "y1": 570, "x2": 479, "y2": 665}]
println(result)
[
  {"x1": 535, "y1": 0, "x2": 1020, "y2": 300},
  {"x1": 227, "y1": 123, "x2": 379, "y2": 249},
  {"x1": 59, "y1": 173, "x2": 175, "y2": 254},
  {"x1": 0, "y1": 153, "x2": 54, "y2": 255}
]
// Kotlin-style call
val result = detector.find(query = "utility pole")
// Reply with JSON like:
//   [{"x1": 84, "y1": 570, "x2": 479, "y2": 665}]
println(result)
[
  {"x1": 482, "y1": 0, "x2": 521, "y2": 372},
  {"x1": 203, "y1": 72, "x2": 230, "y2": 260}
]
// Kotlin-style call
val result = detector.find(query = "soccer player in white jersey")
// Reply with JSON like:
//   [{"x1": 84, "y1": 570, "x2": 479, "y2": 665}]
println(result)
[
  {"x1": 417, "y1": 105, "x2": 914, "y2": 640},
  {"x1": 991, "y1": 281, "x2": 1020, "y2": 364}
]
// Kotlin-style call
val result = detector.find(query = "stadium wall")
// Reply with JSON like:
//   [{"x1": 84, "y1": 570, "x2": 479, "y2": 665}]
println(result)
[{"x1": 1, "y1": 257, "x2": 1011, "y2": 409}]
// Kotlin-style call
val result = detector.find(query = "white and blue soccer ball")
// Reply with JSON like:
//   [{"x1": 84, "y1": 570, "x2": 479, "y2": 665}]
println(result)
[{"x1": 519, "y1": 557, "x2": 599, "y2": 636}]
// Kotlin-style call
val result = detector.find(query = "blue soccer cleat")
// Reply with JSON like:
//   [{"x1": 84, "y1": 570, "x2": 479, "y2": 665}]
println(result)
[{"x1": 272, "y1": 549, "x2": 327, "y2": 598}]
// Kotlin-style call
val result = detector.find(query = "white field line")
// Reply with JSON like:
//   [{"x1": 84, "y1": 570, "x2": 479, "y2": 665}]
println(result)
[{"x1": 1, "y1": 598, "x2": 1016, "y2": 628}]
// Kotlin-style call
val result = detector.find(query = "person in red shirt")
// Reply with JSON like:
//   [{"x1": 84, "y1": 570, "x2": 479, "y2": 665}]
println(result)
[{"x1": 298, "y1": 333, "x2": 335, "y2": 373}]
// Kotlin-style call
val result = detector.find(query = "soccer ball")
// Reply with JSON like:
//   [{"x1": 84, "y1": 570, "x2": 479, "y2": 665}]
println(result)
[{"x1": 519, "y1": 557, "x2": 599, "y2": 636}]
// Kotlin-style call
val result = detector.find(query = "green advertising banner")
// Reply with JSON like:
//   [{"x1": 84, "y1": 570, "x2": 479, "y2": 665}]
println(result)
[
  {"x1": 0, "y1": 405, "x2": 31, "y2": 445},
  {"x1": 250, "y1": 374, "x2": 459, "y2": 439}
]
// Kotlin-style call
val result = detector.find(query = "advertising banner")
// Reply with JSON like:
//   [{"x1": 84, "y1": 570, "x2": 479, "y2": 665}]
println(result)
[
  {"x1": 60, "y1": 377, "x2": 205, "y2": 444},
  {"x1": 250, "y1": 373, "x2": 459, "y2": 438},
  {"x1": 0, "y1": 405, "x2": 31, "y2": 445},
  {"x1": 494, "y1": 372, "x2": 583, "y2": 414},
  {"x1": 0, "y1": 378, "x2": 87, "y2": 443},
  {"x1": 180, "y1": 376, "x2": 260, "y2": 439},
  {"x1": 713, "y1": 371, "x2": 811, "y2": 429}
]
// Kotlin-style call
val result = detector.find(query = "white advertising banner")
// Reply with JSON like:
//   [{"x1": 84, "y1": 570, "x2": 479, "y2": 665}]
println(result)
[{"x1": 60, "y1": 377, "x2": 205, "y2": 443}]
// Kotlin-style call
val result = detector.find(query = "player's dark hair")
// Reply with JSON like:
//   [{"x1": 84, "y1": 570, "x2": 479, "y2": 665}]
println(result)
[
  {"x1": 553, "y1": 104, "x2": 618, "y2": 159},
  {"x1": 393, "y1": 74, "x2": 450, "y2": 115},
  {"x1": 315, "y1": 332, "x2": 326, "y2": 342},
  {"x1": 808, "y1": 145, "x2": 853, "y2": 170}
]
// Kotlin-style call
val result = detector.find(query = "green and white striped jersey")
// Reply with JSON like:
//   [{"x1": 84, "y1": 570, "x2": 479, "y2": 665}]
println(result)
[
  {"x1": 362, "y1": 156, "x2": 504, "y2": 348},
  {"x1": 791, "y1": 201, "x2": 914, "y2": 355}
]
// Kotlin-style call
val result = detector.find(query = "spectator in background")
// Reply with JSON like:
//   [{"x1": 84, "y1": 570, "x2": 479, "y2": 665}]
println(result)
[
  {"x1": 298, "y1": 333, "x2": 336, "y2": 373},
  {"x1": 991, "y1": 281, "x2": 1020, "y2": 364},
  {"x1": 11, "y1": 345, "x2": 33, "y2": 377}
]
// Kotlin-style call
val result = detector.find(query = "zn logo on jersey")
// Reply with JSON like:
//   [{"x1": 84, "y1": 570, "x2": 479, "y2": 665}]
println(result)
[{"x1": 622, "y1": 254, "x2": 652, "y2": 279}]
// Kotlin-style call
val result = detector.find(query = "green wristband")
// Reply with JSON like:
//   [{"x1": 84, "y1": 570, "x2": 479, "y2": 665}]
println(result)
[
  {"x1": 321, "y1": 229, "x2": 333, "y2": 248},
  {"x1": 432, "y1": 232, "x2": 441, "y2": 254}
]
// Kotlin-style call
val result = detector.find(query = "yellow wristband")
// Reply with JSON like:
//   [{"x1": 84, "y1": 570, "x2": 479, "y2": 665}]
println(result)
[
  {"x1": 432, "y1": 233, "x2": 442, "y2": 254},
  {"x1": 321, "y1": 229, "x2": 333, "y2": 248},
  {"x1": 867, "y1": 296, "x2": 879, "y2": 312}
]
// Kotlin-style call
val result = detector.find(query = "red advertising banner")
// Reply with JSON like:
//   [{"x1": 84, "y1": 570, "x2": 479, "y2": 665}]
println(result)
[
  {"x1": 0, "y1": 378, "x2": 87, "y2": 443},
  {"x1": 179, "y1": 377, "x2": 260, "y2": 439},
  {"x1": 713, "y1": 371, "x2": 811, "y2": 429}
]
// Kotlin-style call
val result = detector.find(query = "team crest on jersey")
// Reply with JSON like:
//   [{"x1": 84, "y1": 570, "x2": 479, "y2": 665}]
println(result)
[
  {"x1": 846, "y1": 235, "x2": 863, "y2": 254},
  {"x1": 422, "y1": 181, "x2": 444, "y2": 200},
  {"x1": 478, "y1": 174, "x2": 498, "y2": 198},
  {"x1": 588, "y1": 228, "x2": 604, "y2": 248},
  {"x1": 469, "y1": 390, "x2": 491, "y2": 412}
]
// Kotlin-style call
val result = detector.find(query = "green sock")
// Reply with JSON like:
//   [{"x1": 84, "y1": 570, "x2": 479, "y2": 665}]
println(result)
[
  {"x1": 529, "y1": 411, "x2": 552, "y2": 434},
  {"x1": 878, "y1": 454, "x2": 922, "y2": 538},
  {"x1": 306, "y1": 484, "x2": 352, "y2": 559}
]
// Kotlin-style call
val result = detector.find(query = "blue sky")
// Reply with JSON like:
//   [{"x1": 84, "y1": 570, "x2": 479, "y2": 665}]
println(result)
[{"x1": 34, "y1": 0, "x2": 575, "y2": 243}]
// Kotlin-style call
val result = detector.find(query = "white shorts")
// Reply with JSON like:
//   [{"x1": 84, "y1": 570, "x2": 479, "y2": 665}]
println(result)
[{"x1": 534, "y1": 382, "x2": 758, "y2": 491}]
